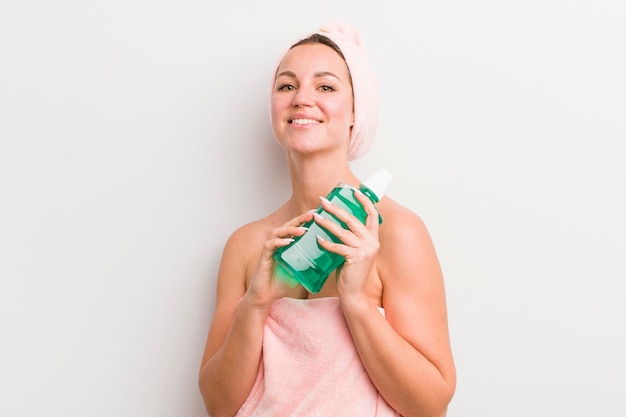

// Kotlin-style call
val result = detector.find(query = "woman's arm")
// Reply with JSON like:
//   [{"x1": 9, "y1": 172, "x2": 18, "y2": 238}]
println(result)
[
  {"x1": 344, "y1": 212, "x2": 456, "y2": 417},
  {"x1": 317, "y1": 195, "x2": 456, "y2": 417},
  {"x1": 198, "y1": 228, "x2": 268, "y2": 417},
  {"x1": 198, "y1": 213, "x2": 313, "y2": 417}
]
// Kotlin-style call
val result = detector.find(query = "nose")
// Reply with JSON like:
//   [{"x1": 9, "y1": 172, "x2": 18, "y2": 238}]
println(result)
[{"x1": 292, "y1": 88, "x2": 314, "y2": 107}]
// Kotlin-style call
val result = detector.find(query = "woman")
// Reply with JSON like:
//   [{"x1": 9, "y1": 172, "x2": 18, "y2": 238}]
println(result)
[{"x1": 199, "y1": 21, "x2": 456, "y2": 417}]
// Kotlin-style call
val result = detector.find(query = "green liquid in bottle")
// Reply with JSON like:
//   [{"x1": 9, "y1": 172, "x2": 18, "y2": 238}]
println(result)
[{"x1": 272, "y1": 169, "x2": 393, "y2": 293}]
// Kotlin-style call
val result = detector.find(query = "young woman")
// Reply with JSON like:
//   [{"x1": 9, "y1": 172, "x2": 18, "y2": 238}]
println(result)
[{"x1": 199, "y1": 21, "x2": 456, "y2": 417}]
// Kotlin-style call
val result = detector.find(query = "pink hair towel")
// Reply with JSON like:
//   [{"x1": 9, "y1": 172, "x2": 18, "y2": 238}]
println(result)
[
  {"x1": 317, "y1": 20, "x2": 379, "y2": 160},
  {"x1": 235, "y1": 297, "x2": 399, "y2": 416}
]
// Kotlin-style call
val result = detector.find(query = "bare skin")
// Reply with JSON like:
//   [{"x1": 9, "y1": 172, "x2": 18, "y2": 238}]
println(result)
[{"x1": 199, "y1": 42, "x2": 456, "y2": 417}]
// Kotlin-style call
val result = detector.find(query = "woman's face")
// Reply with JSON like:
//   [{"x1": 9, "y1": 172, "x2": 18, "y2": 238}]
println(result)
[{"x1": 271, "y1": 43, "x2": 354, "y2": 159}]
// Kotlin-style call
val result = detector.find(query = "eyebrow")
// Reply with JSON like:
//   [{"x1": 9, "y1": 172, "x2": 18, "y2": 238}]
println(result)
[{"x1": 276, "y1": 70, "x2": 342, "y2": 81}]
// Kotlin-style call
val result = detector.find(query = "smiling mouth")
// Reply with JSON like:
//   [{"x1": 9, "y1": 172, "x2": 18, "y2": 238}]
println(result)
[{"x1": 289, "y1": 118, "x2": 321, "y2": 125}]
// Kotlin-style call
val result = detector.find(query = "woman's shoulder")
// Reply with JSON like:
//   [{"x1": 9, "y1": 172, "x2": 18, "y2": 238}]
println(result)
[
  {"x1": 378, "y1": 197, "x2": 426, "y2": 230},
  {"x1": 377, "y1": 197, "x2": 433, "y2": 250},
  {"x1": 227, "y1": 214, "x2": 276, "y2": 247},
  {"x1": 376, "y1": 197, "x2": 443, "y2": 296},
  {"x1": 224, "y1": 208, "x2": 288, "y2": 254}
]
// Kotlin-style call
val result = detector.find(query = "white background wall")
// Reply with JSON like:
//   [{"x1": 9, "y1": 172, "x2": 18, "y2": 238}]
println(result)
[{"x1": 1, "y1": 1, "x2": 624, "y2": 416}]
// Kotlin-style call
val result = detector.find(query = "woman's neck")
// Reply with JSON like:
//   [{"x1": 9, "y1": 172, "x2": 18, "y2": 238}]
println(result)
[{"x1": 285, "y1": 155, "x2": 359, "y2": 215}]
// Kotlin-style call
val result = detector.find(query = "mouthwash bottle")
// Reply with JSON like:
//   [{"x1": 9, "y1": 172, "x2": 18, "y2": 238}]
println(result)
[{"x1": 273, "y1": 168, "x2": 394, "y2": 293}]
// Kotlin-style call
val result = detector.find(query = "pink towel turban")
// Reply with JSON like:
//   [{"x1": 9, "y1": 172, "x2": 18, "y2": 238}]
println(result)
[{"x1": 273, "y1": 21, "x2": 379, "y2": 161}]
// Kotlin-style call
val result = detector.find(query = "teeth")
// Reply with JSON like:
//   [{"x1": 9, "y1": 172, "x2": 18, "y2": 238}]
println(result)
[{"x1": 291, "y1": 118, "x2": 319, "y2": 125}]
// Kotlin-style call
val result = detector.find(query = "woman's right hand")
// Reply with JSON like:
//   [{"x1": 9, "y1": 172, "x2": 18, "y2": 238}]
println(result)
[{"x1": 242, "y1": 211, "x2": 315, "y2": 308}]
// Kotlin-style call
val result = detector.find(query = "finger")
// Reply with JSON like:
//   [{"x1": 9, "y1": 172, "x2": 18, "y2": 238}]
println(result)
[
  {"x1": 287, "y1": 210, "x2": 316, "y2": 227},
  {"x1": 318, "y1": 196, "x2": 368, "y2": 236},
  {"x1": 315, "y1": 234, "x2": 351, "y2": 257},
  {"x1": 257, "y1": 237, "x2": 295, "y2": 271},
  {"x1": 263, "y1": 237, "x2": 294, "y2": 259},
  {"x1": 316, "y1": 232, "x2": 379, "y2": 265},
  {"x1": 272, "y1": 210, "x2": 315, "y2": 239},
  {"x1": 312, "y1": 211, "x2": 360, "y2": 247},
  {"x1": 273, "y1": 224, "x2": 309, "y2": 239},
  {"x1": 353, "y1": 189, "x2": 381, "y2": 233},
  {"x1": 271, "y1": 237, "x2": 295, "y2": 249}
]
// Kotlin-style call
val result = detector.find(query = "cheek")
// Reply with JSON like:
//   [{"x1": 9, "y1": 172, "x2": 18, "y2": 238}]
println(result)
[
  {"x1": 337, "y1": 93, "x2": 355, "y2": 124},
  {"x1": 269, "y1": 101, "x2": 281, "y2": 128},
  {"x1": 270, "y1": 96, "x2": 290, "y2": 139},
  {"x1": 270, "y1": 94, "x2": 289, "y2": 120},
  {"x1": 329, "y1": 99, "x2": 355, "y2": 126}
]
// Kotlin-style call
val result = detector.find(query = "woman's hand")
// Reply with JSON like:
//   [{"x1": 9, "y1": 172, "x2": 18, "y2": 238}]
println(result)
[
  {"x1": 243, "y1": 211, "x2": 314, "y2": 309},
  {"x1": 314, "y1": 189, "x2": 381, "y2": 301}
]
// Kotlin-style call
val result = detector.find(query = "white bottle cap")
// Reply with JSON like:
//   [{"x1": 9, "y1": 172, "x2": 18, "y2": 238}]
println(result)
[{"x1": 362, "y1": 168, "x2": 394, "y2": 200}]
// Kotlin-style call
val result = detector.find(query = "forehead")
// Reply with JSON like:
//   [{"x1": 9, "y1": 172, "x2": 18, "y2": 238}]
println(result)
[{"x1": 276, "y1": 43, "x2": 350, "y2": 78}]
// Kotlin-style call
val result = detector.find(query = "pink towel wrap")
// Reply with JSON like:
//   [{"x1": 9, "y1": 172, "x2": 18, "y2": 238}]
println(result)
[{"x1": 235, "y1": 297, "x2": 400, "y2": 417}]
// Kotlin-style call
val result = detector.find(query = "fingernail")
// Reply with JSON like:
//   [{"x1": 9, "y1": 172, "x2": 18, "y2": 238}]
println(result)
[
  {"x1": 298, "y1": 226, "x2": 309, "y2": 231},
  {"x1": 316, "y1": 235, "x2": 325, "y2": 242},
  {"x1": 319, "y1": 196, "x2": 331, "y2": 204},
  {"x1": 283, "y1": 238, "x2": 295, "y2": 242},
  {"x1": 312, "y1": 212, "x2": 323, "y2": 220}
]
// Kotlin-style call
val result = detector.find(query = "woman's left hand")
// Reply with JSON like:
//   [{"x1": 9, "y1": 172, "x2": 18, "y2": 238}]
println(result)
[{"x1": 314, "y1": 189, "x2": 381, "y2": 301}]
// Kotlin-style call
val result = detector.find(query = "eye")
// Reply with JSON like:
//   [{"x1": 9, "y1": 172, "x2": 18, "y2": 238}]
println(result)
[
  {"x1": 277, "y1": 83, "x2": 296, "y2": 91},
  {"x1": 319, "y1": 84, "x2": 336, "y2": 92}
]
